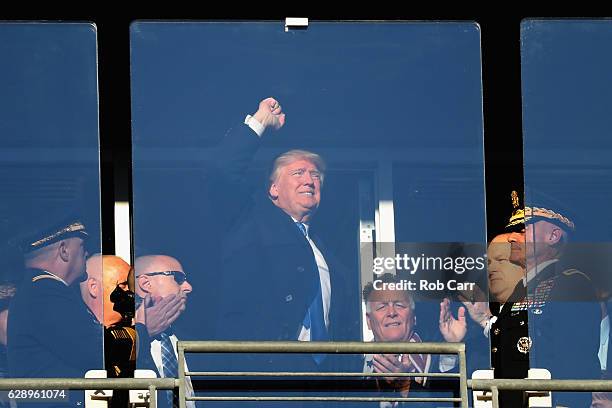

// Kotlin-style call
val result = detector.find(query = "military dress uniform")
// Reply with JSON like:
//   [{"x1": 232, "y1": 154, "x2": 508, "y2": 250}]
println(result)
[
  {"x1": 8, "y1": 268, "x2": 103, "y2": 407},
  {"x1": 104, "y1": 325, "x2": 136, "y2": 377},
  {"x1": 104, "y1": 325, "x2": 136, "y2": 408},
  {"x1": 527, "y1": 261, "x2": 600, "y2": 407},
  {"x1": 490, "y1": 282, "x2": 529, "y2": 408},
  {"x1": 7, "y1": 217, "x2": 103, "y2": 407},
  {"x1": 491, "y1": 191, "x2": 601, "y2": 407}
]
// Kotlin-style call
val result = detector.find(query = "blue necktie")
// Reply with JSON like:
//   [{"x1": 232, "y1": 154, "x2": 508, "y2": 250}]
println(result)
[
  {"x1": 160, "y1": 333, "x2": 179, "y2": 408},
  {"x1": 295, "y1": 221, "x2": 307, "y2": 238},
  {"x1": 296, "y1": 222, "x2": 328, "y2": 364}
]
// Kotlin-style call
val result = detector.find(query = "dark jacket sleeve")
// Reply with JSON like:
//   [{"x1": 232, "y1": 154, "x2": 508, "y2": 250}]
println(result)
[{"x1": 135, "y1": 323, "x2": 159, "y2": 375}]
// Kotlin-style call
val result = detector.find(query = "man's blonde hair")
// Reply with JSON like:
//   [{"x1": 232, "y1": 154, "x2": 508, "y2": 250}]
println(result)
[{"x1": 268, "y1": 150, "x2": 326, "y2": 188}]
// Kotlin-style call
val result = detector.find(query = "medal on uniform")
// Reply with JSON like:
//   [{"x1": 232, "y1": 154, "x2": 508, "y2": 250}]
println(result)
[{"x1": 517, "y1": 336, "x2": 532, "y2": 354}]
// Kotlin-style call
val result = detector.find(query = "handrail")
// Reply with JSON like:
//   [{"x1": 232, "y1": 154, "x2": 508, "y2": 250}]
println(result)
[
  {"x1": 177, "y1": 340, "x2": 469, "y2": 408},
  {"x1": 0, "y1": 378, "x2": 176, "y2": 389},
  {"x1": 1, "y1": 342, "x2": 611, "y2": 408}
]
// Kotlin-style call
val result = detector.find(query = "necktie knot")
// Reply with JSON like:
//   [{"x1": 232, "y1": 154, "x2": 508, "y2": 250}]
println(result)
[{"x1": 295, "y1": 222, "x2": 307, "y2": 237}]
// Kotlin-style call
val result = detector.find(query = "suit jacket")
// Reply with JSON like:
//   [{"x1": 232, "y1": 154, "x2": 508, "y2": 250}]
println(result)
[
  {"x1": 208, "y1": 124, "x2": 360, "y2": 372},
  {"x1": 135, "y1": 324, "x2": 197, "y2": 408}
]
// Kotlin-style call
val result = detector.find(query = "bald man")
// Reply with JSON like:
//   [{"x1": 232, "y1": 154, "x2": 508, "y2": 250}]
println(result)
[
  {"x1": 82, "y1": 255, "x2": 136, "y2": 408},
  {"x1": 82, "y1": 254, "x2": 131, "y2": 327},
  {"x1": 134, "y1": 255, "x2": 194, "y2": 408},
  {"x1": 82, "y1": 255, "x2": 137, "y2": 379}
]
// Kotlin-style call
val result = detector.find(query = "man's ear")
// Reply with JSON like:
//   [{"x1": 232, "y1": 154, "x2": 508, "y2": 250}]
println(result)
[
  {"x1": 548, "y1": 226, "x2": 563, "y2": 245},
  {"x1": 137, "y1": 275, "x2": 152, "y2": 294},
  {"x1": 58, "y1": 240, "x2": 70, "y2": 262},
  {"x1": 87, "y1": 277, "x2": 99, "y2": 298},
  {"x1": 269, "y1": 182, "x2": 279, "y2": 200}
]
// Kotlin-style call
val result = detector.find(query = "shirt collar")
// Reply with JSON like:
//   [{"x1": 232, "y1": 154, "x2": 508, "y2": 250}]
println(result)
[
  {"x1": 291, "y1": 217, "x2": 310, "y2": 235},
  {"x1": 523, "y1": 259, "x2": 558, "y2": 285}
]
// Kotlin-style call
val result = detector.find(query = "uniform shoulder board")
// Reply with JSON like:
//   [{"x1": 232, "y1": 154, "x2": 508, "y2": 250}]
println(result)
[
  {"x1": 109, "y1": 327, "x2": 137, "y2": 341},
  {"x1": 561, "y1": 268, "x2": 591, "y2": 281}
]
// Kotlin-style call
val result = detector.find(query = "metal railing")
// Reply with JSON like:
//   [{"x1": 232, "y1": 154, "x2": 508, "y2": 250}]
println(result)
[
  {"x1": 1, "y1": 341, "x2": 612, "y2": 407},
  {"x1": 469, "y1": 378, "x2": 612, "y2": 408},
  {"x1": 177, "y1": 340, "x2": 469, "y2": 408},
  {"x1": 0, "y1": 378, "x2": 175, "y2": 407}
]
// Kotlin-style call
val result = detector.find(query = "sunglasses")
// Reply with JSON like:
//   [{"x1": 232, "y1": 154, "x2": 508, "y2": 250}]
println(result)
[{"x1": 141, "y1": 270, "x2": 187, "y2": 285}]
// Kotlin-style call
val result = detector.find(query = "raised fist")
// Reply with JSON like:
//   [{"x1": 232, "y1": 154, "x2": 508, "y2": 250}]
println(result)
[{"x1": 253, "y1": 97, "x2": 286, "y2": 131}]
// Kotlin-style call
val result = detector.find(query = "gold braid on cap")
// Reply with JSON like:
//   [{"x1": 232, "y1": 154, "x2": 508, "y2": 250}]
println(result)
[
  {"x1": 29, "y1": 221, "x2": 88, "y2": 249},
  {"x1": 524, "y1": 206, "x2": 575, "y2": 231},
  {"x1": 506, "y1": 191, "x2": 525, "y2": 228},
  {"x1": 506, "y1": 208, "x2": 525, "y2": 228}
]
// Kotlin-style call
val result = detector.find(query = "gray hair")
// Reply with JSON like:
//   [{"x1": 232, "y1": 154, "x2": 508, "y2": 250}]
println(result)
[
  {"x1": 269, "y1": 150, "x2": 326, "y2": 187},
  {"x1": 363, "y1": 273, "x2": 415, "y2": 312}
]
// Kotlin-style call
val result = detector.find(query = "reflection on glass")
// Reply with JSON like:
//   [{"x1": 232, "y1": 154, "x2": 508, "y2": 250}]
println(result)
[
  {"x1": 0, "y1": 22, "x2": 101, "y2": 406},
  {"x1": 521, "y1": 19, "x2": 612, "y2": 406},
  {"x1": 130, "y1": 21, "x2": 485, "y2": 406}
]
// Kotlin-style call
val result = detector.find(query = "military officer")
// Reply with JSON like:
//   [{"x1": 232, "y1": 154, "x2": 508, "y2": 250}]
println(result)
[
  {"x1": 499, "y1": 190, "x2": 600, "y2": 407},
  {"x1": 8, "y1": 214, "x2": 103, "y2": 407}
]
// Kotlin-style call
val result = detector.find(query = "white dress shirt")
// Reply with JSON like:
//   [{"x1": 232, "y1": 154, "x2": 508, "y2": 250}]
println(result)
[
  {"x1": 295, "y1": 221, "x2": 332, "y2": 341},
  {"x1": 150, "y1": 334, "x2": 196, "y2": 408}
]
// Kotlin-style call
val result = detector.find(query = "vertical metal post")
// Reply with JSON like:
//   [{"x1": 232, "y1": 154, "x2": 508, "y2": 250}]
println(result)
[
  {"x1": 178, "y1": 344, "x2": 186, "y2": 408},
  {"x1": 148, "y1": 384, "x2": 157, "y2": 408},
  {"x1": 359, "y1": 177, "x2": 376, "y2": 340},
  {"x1": 458, "y1": 348, "x2": 469, "y2": 408},
  {"x1": 375, "y1": 161, "x2": 396, "y2": 253},
  {"x1": 491, "y1": 386, "x2": 499, "y2": 408}
]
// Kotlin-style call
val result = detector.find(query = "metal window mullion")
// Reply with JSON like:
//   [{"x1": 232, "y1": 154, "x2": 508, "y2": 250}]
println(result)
[{"x1": 375, "y1": 161, "x2": 396, "y2": 271}]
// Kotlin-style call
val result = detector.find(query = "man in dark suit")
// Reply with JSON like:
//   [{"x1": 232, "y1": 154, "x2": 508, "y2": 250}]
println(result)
[
  {"x1": 134, "y1": 254, "x2": 194, "y2": 408},
  {"x1": 210, "y1": 97, "x2": 360, "y2": 373}
]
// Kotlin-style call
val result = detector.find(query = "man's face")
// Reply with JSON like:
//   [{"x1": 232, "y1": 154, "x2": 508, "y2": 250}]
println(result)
[
  {"x1": 143, "y1": 258, "x2": 192, "y2": 301},
  {"x1": 506, "y1": 229, "x2": 526, "y2": 267},
  {"x1": 269, "y1": 159, "x2": 321, "y2": 221},
  {"x1": 525, "y1": 220, "x2": 562, "y2": 264},
  {"x1": 102, "y1": 260, "x2": 130, "y2": 326},
  {"x1": 487, "y1": 236, "x2": 525, "y2": 303},
  {"x1": 366, "y1": 290, "x2": 415, "y2": 342}
]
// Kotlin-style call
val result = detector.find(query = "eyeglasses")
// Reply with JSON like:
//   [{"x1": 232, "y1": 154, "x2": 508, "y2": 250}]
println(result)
[{"x1": 140, "y1": 271, "x2": 188, "y2": 285}]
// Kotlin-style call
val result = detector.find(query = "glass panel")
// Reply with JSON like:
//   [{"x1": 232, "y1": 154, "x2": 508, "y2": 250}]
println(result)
[
  {"x1": 521, "y1": 19, "x2": 612, "y2": 406},
  {"x1": 130, "y1": 20, "x2": 486, "y2": 406},
  {"x1": 0, "y1": 22, "x2": 102, "y2": 406}
]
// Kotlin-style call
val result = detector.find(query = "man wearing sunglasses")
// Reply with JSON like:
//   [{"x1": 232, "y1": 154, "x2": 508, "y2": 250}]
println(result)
[{"x1": 134, "y1": 255, "x2": 194, "y2": 408}]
